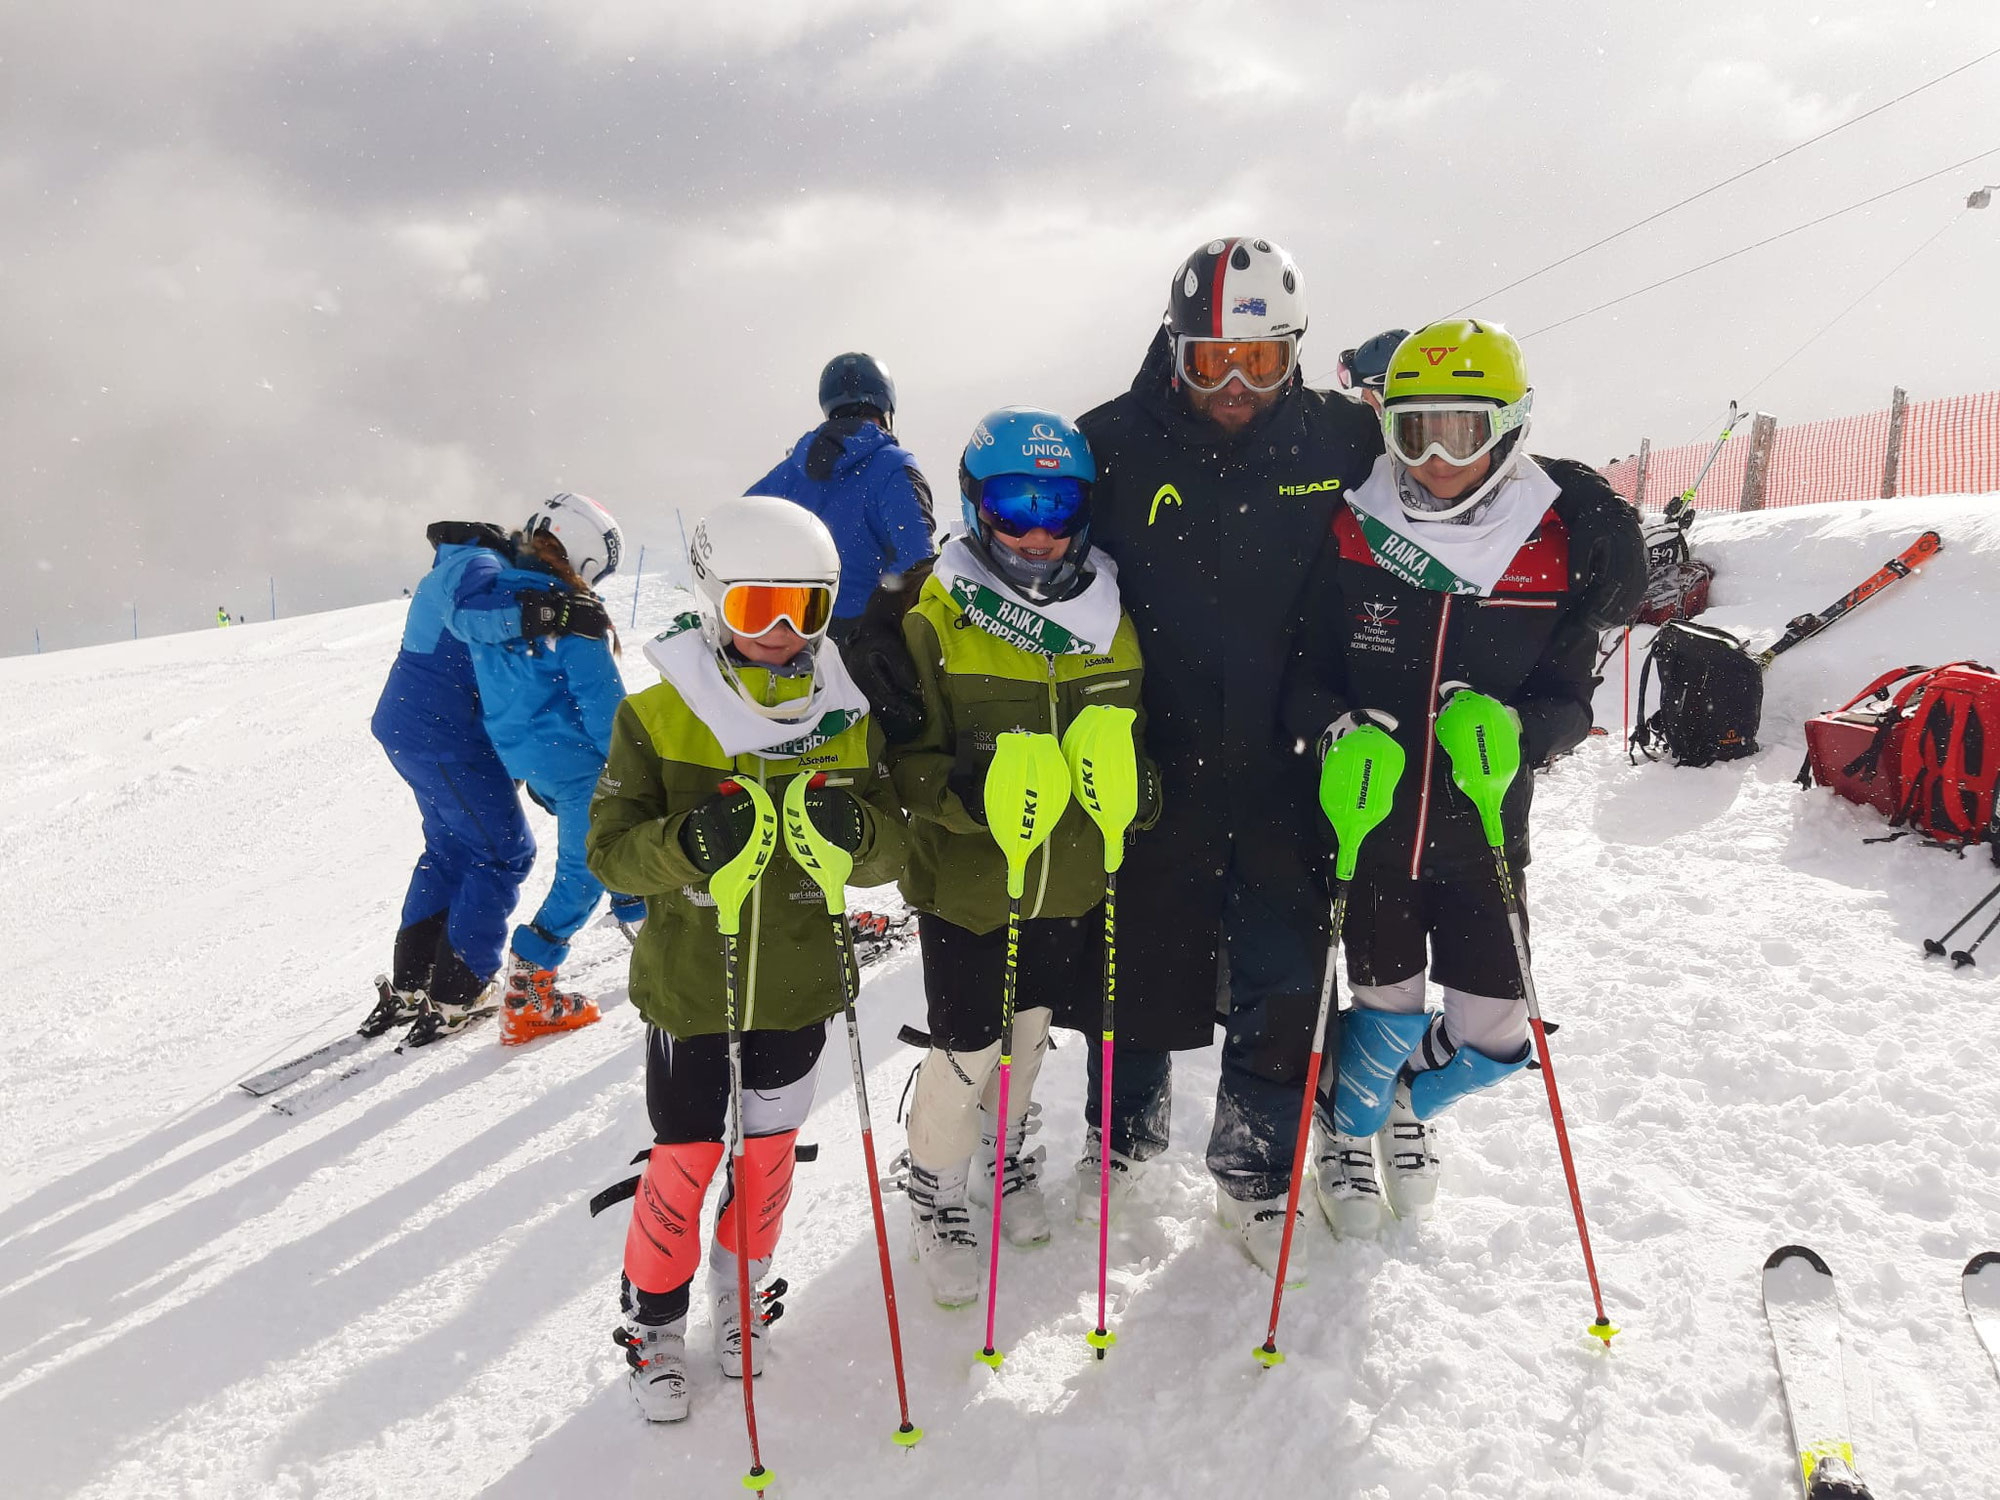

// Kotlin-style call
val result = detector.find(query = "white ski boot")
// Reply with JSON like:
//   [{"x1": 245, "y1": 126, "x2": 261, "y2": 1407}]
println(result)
[
  {"x1": 1216, "y1": 1190, "x2": 1306, "y2": 1286},
  {"x1": 907, "y1": 1158, "x2": 982, "y2": 1307},
  {"x1": 967, "y1": 1103, "x2": 1050, "y2": 1247},
  {"x1": 712, "y1": 1276, "x2": 780, "y2": 1378},
  {"x1": 1313, "y1": 1119, "x2": 1386, "y2": 1239},
  {"x1": 613, "y1": 1320, "x2": 689, "y2": 1422},
  {"x1": 1377, "y1": 1080, "x2": 1440, "y2": 1222},
  {"x1": 1073, "y1": 1125, "x2": 1141, "y2": 1226}
]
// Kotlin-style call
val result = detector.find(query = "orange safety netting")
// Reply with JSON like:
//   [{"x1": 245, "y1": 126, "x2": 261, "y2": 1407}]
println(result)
[{"x1": 1600, "y1": 389, "x2": 2000, "y2": 513}]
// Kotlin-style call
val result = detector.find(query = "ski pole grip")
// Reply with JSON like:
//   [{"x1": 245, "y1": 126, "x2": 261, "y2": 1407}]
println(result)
[
  {"x1": 1060, "y1": 704, "x2": 1139, "y2": 875},
  {"x1": 1434, "y1": 690, "x2": 1520, "y2": 849},
  {"x1": 709, "y1": 777, "x2": 777, "y2": 937},
  {"x1": 983, "y1": 731, "x2": 1072, "y2": 900},
  {"x1": 1317, "y1": 723, "x2": 1405, "y2": 883},
  {"x1": 781, "y1": 772, "x2": 853, "y2": 917}
]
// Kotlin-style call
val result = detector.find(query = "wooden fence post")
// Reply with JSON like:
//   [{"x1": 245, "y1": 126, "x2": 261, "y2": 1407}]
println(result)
[
  {"x1": 1880, "y1": 385, "x2": 1909, "y2": 499},
  {"x1": 1740, "y1": 412, "x2": 1777, "y2": 511},
  {"x1": 1634, "y1": 438, "x2": 1650, "y2": 508}
]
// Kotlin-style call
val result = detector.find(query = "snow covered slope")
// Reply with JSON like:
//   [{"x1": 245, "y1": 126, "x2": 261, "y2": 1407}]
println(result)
[{"x1": 2, "y1": 499, "x2": 1998, "y2": 1499}]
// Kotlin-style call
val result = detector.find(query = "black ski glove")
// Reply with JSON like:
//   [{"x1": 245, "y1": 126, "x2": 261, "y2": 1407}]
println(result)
[
  {"x1": 801, "y1": 782, "x2": 868, "y2": 854},
  {"x1": 838, "y1": 570, "x2": 931, "y2": 745},
  {"x1": 677, "y1": 783, "x2": 757, "y2": 874},
  {"x1": 1133, "y1": 760, "x2": 1163, "y2": 832},
  {"x1": 521, "y1": 588, "x2": 611, "y2": 640},
  {"x1": 946, "y1": 738, "x2": 994, "y2": 827}
]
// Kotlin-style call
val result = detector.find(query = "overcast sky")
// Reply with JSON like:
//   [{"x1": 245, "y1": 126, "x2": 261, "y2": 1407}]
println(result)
[{"x1": 5, "y1": 1, "x2": 1998, "y2": 652}]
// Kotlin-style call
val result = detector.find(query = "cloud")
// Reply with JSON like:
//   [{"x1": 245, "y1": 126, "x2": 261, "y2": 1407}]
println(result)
[
  {"x1": 1344, "y1": 71, "x2": 1501, "y2": 141},
  {"x1": 1682, "y1": 58, "x2": 1858, "y2": 140}
]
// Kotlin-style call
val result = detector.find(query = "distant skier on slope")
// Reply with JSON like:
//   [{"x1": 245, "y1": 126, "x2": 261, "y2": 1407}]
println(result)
[
  {"x1": 885, "y1": 408, "x2": 1158, "y2": 1307},
  {"x1": 586, "y1": 496, "x2": 907, "y2": 1423},
  {"x1": 1280, "y1": 318, "x2": 1645, "y2": 1237}
]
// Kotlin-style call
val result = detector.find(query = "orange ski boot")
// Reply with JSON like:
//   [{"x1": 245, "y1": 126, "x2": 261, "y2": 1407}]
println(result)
[{"x1": 500, "y1": 952, "x2": 602, "y2": 1044}]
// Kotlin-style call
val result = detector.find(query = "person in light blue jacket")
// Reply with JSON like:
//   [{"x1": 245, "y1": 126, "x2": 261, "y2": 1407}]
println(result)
[
  {"x1": 746, "y1": 351, "x2": 935, "y2": 637},
  {"x1": 469, "y1": 493, "x2": 646, "y2": 1044},
  {"x1": 371, "y1": 520, "x2": 546, "y2": 1046}
]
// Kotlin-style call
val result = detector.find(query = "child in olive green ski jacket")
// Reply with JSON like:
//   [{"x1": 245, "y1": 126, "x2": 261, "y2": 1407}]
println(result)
[
  {"x1": 585, "y1": 495, "x2": 906, "y2": 1423},
  {"x1": 887, "y1": 407, "x2": 1158, "y2": 1309}
]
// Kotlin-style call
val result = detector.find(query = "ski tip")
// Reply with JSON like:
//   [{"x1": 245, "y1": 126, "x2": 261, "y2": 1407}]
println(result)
[
  {"x1": 1966, "y1": 1250, "x2": 2000, "y2": 1277},
  {"x1": 891, "y1": 1423, "x2": 924, "y2": 1448},
  {"x1": 1765, "y1": 1244, "x2": 1833, "y2": 1275}
]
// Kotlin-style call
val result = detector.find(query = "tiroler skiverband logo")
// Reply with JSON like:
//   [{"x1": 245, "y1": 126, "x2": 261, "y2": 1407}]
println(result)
[{"x1": 1353, "y1": 600, "x2": 1400, "y2": 657}]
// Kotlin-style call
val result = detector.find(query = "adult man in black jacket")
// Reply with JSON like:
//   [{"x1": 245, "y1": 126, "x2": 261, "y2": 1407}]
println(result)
[
  {"x1": 1075, "y1": 237, "x2": 1382, "y2": 1273},
  {"x1": 1280, "y1": 318, "x2": 1644, "y2": 1241}
]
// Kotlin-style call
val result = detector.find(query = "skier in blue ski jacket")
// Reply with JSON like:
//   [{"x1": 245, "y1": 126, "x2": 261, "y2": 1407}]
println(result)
[
  {"x1": 371, "y1": 520, "x2": 543, "y2": 1044},
  {"x1": 746, "y1": 351, "x2": 935, "y2": 636}
]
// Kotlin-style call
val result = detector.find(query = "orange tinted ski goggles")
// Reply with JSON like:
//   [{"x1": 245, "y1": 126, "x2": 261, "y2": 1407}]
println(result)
[
  {"x1": 1175, "y1": 335, "x2": 1297, "y2": 393},
  {"x1": 720, "y1": 582, "x2": 835, "y2": 640}
]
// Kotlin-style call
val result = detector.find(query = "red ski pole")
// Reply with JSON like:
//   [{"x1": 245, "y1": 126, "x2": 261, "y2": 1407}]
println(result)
[{"x1": 1257, "y1": 721, "x2": 1403, "y2": 1366}]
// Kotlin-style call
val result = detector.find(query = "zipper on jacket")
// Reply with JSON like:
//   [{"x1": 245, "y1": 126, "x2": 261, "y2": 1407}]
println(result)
[
  {"x1": 1476, "y1": 598, "x2": 1558, "y2": 610},
  {"x1": 1030, "y1": 653, "x2": 1059, "y2": 919},
  {"x1": 1408, "y1": 595, "x2": 1455, "y2": 882},
  {"x1": 743, "y1": 752, "x2": 767, "y2": 1031},
  {"x1": 1081, "y1": 678, "x2": 1131, "y2": 694}
]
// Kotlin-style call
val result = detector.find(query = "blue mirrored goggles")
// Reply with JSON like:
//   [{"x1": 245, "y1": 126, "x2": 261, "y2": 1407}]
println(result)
[{"x1": 973, "y1": 473, "x2": 1088, "y2": 538}]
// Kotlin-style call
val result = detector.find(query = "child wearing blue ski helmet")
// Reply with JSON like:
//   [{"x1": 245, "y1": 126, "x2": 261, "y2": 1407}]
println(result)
[
  {"x1": 958, "y1": 408, "x2": 1098, "y2": 604},
  {"x1": 889, "y1": 407, "x2": 1161, "y2": 1309}
]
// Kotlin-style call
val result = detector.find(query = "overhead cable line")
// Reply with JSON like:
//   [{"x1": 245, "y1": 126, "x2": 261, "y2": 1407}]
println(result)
[
  {"x1": 1517, "y1": 143, "x2": 2000, "y2": 340},
  {"x1": 1451, "y1": 44, "x2": 2000, "y2": 311},
  {"x1": 1741, "y1": 207, "x2": 1969, "y2": 400}
]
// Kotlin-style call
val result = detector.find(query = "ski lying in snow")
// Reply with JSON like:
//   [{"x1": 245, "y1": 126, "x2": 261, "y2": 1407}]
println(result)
[
  {"x1": 238, "y1": 977, "x2": 413, "y2": 1096},
  {"x1": 1756, "y1": 531, "x2": 1943, "y2": 669},
  {"x1": 1762, "y1": 1246, "x2": 1877, "y2": 1499},
  {"x1": 1966, "y1": 1251, "x2": 2000, "y2": 1382}
]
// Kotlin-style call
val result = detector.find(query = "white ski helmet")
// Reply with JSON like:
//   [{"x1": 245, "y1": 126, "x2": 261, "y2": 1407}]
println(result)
[
  {"x1": 689, "y1": 494, "x2": 843, "y2": 652},
  {"x1": 524, "y1": 492, "x2": 623, "y2": 586}
]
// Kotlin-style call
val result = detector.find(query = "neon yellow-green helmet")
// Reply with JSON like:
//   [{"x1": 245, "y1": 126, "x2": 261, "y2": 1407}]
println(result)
[{"x1": 1382, "y1": 318, "x2": 1528, "y2": 406}]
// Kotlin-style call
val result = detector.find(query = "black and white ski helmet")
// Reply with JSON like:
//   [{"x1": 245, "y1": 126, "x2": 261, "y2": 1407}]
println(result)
[{"x1": 1164, "y1": 236, "x2": 1307, "y2": 341}]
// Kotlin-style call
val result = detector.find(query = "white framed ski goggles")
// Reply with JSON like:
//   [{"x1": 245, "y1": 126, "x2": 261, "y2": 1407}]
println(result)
[
  {"x1": 1384, "y1": 393, "x2": 1533, "y2": 467},
  {"x1": 720, "y1": 581, "x2": 835, "y2": 641},
  {"x1": 1175, "y1": 334, "x2": 1298, "y2": 393}
]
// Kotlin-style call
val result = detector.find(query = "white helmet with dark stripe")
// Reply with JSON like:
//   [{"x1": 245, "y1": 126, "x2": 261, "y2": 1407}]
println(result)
[
  {"x1": 524, "y1": 492, "x2": 623, "y2": 586},
  {"x1": 1165, "y1": 236, "x2": 1307, "y2": 341}
]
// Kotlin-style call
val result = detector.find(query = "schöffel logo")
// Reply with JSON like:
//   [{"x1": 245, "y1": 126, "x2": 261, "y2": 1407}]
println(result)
[
  {"x1": 1421, "y1": 345, "x2": 1459, "y2": 366},
  {"x1": 1231, "y1": 297, "x2": 1267, "y2": 317}
]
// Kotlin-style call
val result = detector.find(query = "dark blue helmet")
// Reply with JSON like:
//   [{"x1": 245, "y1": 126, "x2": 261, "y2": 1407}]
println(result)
[
  {"x1": 818, "y1": 352, "x2": 896, "y2": 421},
  {"x1": 1339, "y1": 328, "x2": 1411, "y2": 391}
]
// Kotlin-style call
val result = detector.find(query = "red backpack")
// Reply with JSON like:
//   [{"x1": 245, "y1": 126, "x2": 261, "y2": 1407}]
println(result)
[{"x1": 1816, "y1": 662, "x2": 2000, "y2": 850}]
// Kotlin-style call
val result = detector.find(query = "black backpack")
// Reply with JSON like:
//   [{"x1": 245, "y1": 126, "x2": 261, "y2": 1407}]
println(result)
[{"x1": 1631, "y1": 620, "x2": 1764, "y2": 766}]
